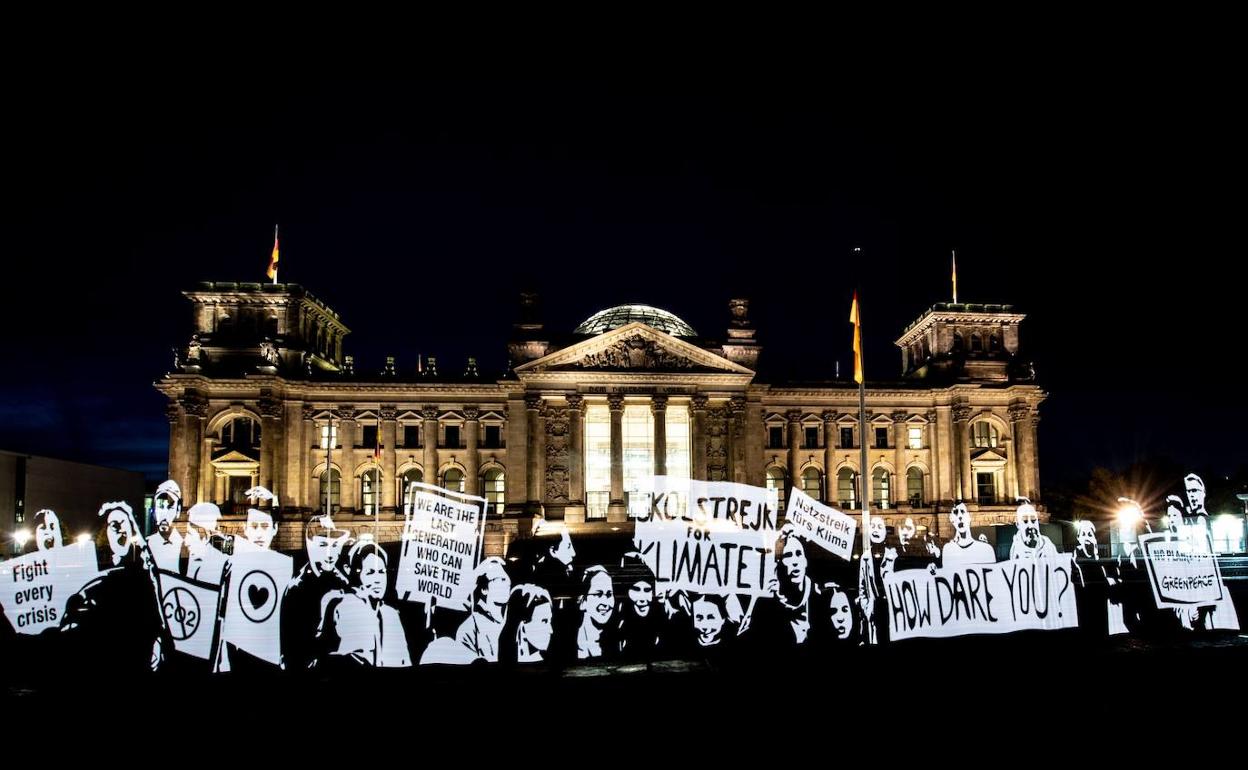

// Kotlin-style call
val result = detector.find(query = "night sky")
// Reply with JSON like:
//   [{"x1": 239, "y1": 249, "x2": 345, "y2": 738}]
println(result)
[{"x1": 4, "y1": 74, "x2": 1244, "y2": 487}]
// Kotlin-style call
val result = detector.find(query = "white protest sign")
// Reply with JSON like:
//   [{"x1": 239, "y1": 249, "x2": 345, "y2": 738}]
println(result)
[
  {"x1": 0, "y1": 543, "x2": 99, "y2": 634},
  {"x1": 634, "y1": 477, "x2": 778, "y2": 597},
  {"x1": 221, "y1": 546, "x2": 292, "y2": 665},
  {"x1": 396, "y1": 482, "x2": 487, "y2": 606},
  {"x1": 1139, "y1": 532, "x2": 1227, "y2": 607},
  {"x1": 784, "y1": 487, "x2": 856, "y2": 561},
  {"x1": 157, "y1": 569, "x2": 221, "y2": 660},
  {"x1": 884, "y1": 555, "x2": 1079, "y2": 640}
]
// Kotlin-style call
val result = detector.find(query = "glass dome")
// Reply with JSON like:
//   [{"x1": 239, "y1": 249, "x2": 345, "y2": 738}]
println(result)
[{"x1": 574, "y1": 304, "x2": 698, "y2": 337}]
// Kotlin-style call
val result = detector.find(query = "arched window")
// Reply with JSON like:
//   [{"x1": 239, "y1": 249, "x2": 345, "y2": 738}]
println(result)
[
  {"x1": 970, "y1": 333, "x2": 983, "y2": 353},
  {"x1": 319, "y1": 469, "x2": 341, "y2": 513},
  {"x1": 907, "y1": 467, "x2": 925, "y2": 507},
  {"x1": 765, "y1": 467, "x2": 787, "y2": 512},
  {"x1": 359, "y1": 468, "x2": 380, "y2": 515},
  {"x1": 443, "y1": 467, "x2": 465, "y2": 494},
  {"x1": 873, "y1": 468, "x2": 891, "y2": 510},
  {"x1": 221, "y1": 416, "x2": 261, "y2": 448},
  {"x1": 801, "y1": 467, "x2": 823, "y2": 500},
  {"x1": 952, "y1": 332, "x2": 965, "y2": 353},
  {"x1": 972, "y1": 422, "x2": 1000, "y2": 448},
  {"x1": 483, "y1": 468, "x2": 505, "y2": 515},
  {"x1": 837, "y1": 468, "x2": 858, "y2": 510},
  {"x1": 401, "y1": 468, "x2": 423, "y2": 510}
]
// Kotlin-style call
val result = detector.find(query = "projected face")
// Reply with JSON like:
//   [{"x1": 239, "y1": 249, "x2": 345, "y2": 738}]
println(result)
[
  {"x1": 359, "y1": 553, "x2": 387, "y2": 600},
  {"x1": 780, "y1": 536, "x2": 807, "y2": 586},
  {"x1": 1017, "y1": 507, "x2": 1041, "y2": 549},
  {"x1": 551, "y1": 529, "x2": 576, "y2": 567},
  {"x1": 245, "y1": 510, "x2": 277, "y2": 549},
  {"x1": 154, "y1": 495, "x2": 180, "y2": 535},
  {"x1": 307, "y1": 533, "x2": 348, "y2": 576},
  {"x1": 483, "y1": 561, "x2": 511, "y2": 608},
  {"x1": 105, "y1": 510, "x2": 133, "y2": 560},
  {"x1": 828, "y1": 590, "x2": 853, "y2": 640},
  {"x1": 1185, "y1": 477, "x2": 1206, "y2": 513},
  {"x1": 629, "y1": 581, "x2": 655, "y2": 617},
  {"x1": 522, "y1": 602, "x2": 554, "y2": 653},
  {"x1": 692, "y1": 597, "x2": 726, "y2": 646},
  {"x1": 950, "y1": 503, "x2": 971, "y2": 537},
  {"x1": 869, "y1": 517, "x2": 887, "y2": 545},
  {"x1": 185, "y1": 521, "x2": 213, "y2": 558},
  {"x1": 1076, "y1": 521, "x2": 1097, "y2": 553},
  {"x1": 899, "y1": 518, "x2": 916, "y2": 546},
  {"x1": 581, "y1": 571, "x2": 614, "y2": 626},
  {"x1": 35, "y1": 512, "x2": 62, "y2": 551}
]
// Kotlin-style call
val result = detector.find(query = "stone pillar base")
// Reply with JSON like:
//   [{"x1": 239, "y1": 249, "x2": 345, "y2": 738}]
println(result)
[
  {"x1": 563, "y1": 503, "x2": 586, "y2": 524},
  {"x1": 607, "y1": 502, "x2": 628, "y2": 523}
]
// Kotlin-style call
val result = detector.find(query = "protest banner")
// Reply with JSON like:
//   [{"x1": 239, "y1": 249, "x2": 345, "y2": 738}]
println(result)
[
  {"x1": 157, "y1": 569, "x2": 221, "y2": 660},
  {"x1": 0, "y1": 542, "x2": 99, "y2": 634},
  {"x1": 221, "y1": 545, "x2": 293, "y2": 665},
  {"x1": 396, "y1": 482, "x2": 488, "y2": 606},
  {"x1": 784, "y1": 487, "x2": 856, "y2": 561}
]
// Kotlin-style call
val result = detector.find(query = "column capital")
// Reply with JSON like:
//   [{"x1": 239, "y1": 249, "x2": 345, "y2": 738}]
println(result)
[
  {"x1": 650, "y1": 394, "x2": 669, "y2": 414},
  {"x1": 463, "y1": 405, "x2": 480, "y2": 422},
  {"x1": 566, "y1": 393, "x2": 584, "y2": 412},
  {"x1": 952, "y1": 404, "x2": 973, "y2": 423},
  {"x1": 892, "y1": 411, "x2": 908, "y2": 424},
  {"x1": 258, "y1": 398, "x2": 284, "y2": 420},
  {"x1": 691, "y1": 393, "x2": 709, "y2": 412},
  {"x1": 421, "y1": 405, "x2": 439, "y2": 421},
  {"x1": 926, "y1": 409, "x2": 938, "y2": 423},
  {"x1": 607, "y1": 393, "x2": 625, "y2": 412},
  {"x1": 729, "y1": 394, "x2": 747, "y2": 415},
  {"x1": 379, "y1": 404, "x2": 399, "y2": 421},
  {"x1": 179, "y1": 394, "x2": 208, "y2": 418},
  {"x1": 166, "y1": 401, "x2": 181, "y2": 423},
  {"x1": 1008, "y1": 403, "x2": 1031, "y2": 423},
  {"x1": 821, "y1": 409, "x2": 837, "y2": 424},
  {"x1": 334, "y1": 405, "x2": 357, "y2": 422},
  {"x1": 785, "y1": 409, "x2": 802, "y2": 424},
  {"x1": 525, "y1": 393, "x2": 543, "y2": 412},
  {"x1": 301, "y1": 404, "x2": 316, "y2": 422}
]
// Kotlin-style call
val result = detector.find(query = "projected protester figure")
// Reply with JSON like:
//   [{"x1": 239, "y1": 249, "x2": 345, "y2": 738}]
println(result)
[
  {"x1": 60, "y1": 501, "x2": 166, "y2": 675},
  {"x1": 280, "y1": 515, "x2": 350, "y2": 671},
  {"x1": 1182, "y1": 474, "x2": 1212, "y2": 551},
  {"x1": 1071, "y1": 520, "x2": 1111, "y2": 638},
  {"x1": 456, "y1": 557, "x2": 511, "y2": 662},
  {"x1": 31, "y1": 509, "x2": 63, "y2": 552},
  {"x1": 1107, "y1": 503, "x2": 1176, "y2": 635},
  {"x1": 896, "y1": 515, "x2": 939, "y2": 570},
  {"x1": 818, "y1": 582, "x2": 863, "y2": 647},
  {"x1": 181, "y1": 502, "x2": 227, "y2": 583},
  {"x1": 1009, "y1": 500, "x2": 1057, "y2": 559},
  {"x1": 498, "y1": 584, "x2": 554, "y2": 664},
  {"x1": 940, "y1": 502, "x2": 996, "y2": 567},
  {"x1": 147, "y1": 479, "x2": 183, "y2": 570},
  {"x1": 242, "y1": 486, "x2": 279, "y2": 550},
  {"x1": 573, "y1": 565, "x2": 616, "y2": 660},
  {"x1": 857, "y1": 516, "x2": 896, "y2": 645},
  {"x1": 748, "y1": 527, "x2": 818, "y2": 649},
  {"x1": 690, "y1": 593, "x2": 738, "y2": 654},
  {"x1": 614, "y1": 552, "x2": 664, "y2": 659},
  {"x1": 532, "y1": 523, "x2": 577, "y2": 601},
  {"x1": 316, "y1": 538, "x2": 410, "y2": 668}
]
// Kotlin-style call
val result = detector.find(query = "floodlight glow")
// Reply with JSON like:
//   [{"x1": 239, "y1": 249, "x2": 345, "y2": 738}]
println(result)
[{"x1": 14, "y1": 528, "x2": 31, "y2": 546}]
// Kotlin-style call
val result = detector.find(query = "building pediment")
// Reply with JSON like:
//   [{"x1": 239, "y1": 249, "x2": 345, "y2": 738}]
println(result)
[
  {"x1": 211, "y1": 448, "x2": 260, "y2": 465},
  {"x1": 514, "y1": 323, "x2": 754, "y2": 376},
  {"x1": 970, "y1": 448, "x2": 1009, "y2": 464}
]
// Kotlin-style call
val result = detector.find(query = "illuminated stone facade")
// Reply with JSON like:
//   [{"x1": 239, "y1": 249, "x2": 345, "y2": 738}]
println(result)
[{"x1": 156, "y1": 283, "x2": 1046, "y2": 554}]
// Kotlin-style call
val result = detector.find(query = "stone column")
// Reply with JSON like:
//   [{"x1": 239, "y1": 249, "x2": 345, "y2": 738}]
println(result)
[
  {"x1": 691, "y1": 395, "x2": 708, "y2": 481},
  {"x1": 1003, "y1": 435, "x2": 1017, "y2": 502},
  {"x1": 215, "y1": 472, "x2": 227, "y2": 504},
  {"x1": 299, "y1": 405, "x2": 315, "y2": 510},
  {"x1": 525, "y1": 395, "x2": 543, "y2": 512},
  {"x1": 1028, "y1": 413, "x2": 1041, "y2": 503},
  {"x1": 165, "y1": 401, "x2": 182, "y2": 494},
  {"x1": 463, "y1": 406, "x2": 480, "y2": 496},
  {"x1": 652, "y1": 394, "x2": 668, "y2": 477},
  {"x1": 608, "y1": 394, "x2": 626, "y2": 521},
  {"x1": 179, "y1": 395, "x2": 207, "y2": 507},
  {"x1": 200, "y1": 434, "x2": 214, "y2": 505},
  {"x1": 786, "y1": 409, "x2": 802, "y2": 498},
  {"x1": 567, "y1": 394, "x2": 585, "y2": 506},
  {"x1": 729, "y1": 395, "x2": 747, "y2": 485},
  {"x1": 258, "y1": 397, "x2": 283, "y2": 496},
  {"x1": 422, "y1": 405, "x2": 439, "y2": 490},
  {"x1": 953, "y1": 404, "x2": 973, "y2": 502},
  {"x1": 337, "y1": 407, "x2": 357, "y2": 511},
  {"x1": 381, "y1": 405, "x2": 398, "y2": 512},
  {"x1": 822, "y1": 410, "x2": 837, "y2": 504},
  {"x1": 927, "y1": 409, "x2": 940, "y2": 507},
  {"x1": 893, "y1": 412, "x2": 908, "y2": 506}
]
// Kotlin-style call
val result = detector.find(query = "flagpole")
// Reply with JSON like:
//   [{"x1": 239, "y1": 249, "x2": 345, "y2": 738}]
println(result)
[
  {"x1": 951, "y1": 249, "x2": 958, "y2": 304},
  {"x1": 272, "y1": 224, "x2": 279, "y2": 285},
  {"x1": 850, "y1": 277, "x2": 877, "y2": 646}
]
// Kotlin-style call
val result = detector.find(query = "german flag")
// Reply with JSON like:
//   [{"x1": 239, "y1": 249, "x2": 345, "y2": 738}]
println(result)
[
  {"x1": 849, "y1": 291, "x2": 864, "y2": 385},
  {"x1": 266, "y1": 225, "x2": 279, "y2": 282}
]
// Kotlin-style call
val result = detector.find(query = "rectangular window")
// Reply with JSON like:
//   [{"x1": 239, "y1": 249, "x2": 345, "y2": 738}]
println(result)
[
  {"x1": 483, "y1": 424, "x2": 502, "y2": 449},
  {"x1": 360, "y1": 424, "x2": 378, "y2": 450},
  {"x1": 444, "y1": 425, "x2": 461, "y2": 449},
  {"x1": 584, "y1": 404, "x2": 611, "y2": 520},
  {"x1": 875, "y1": 427, "x2": 889, "y2": 449},
  {"x1": 623, "y1": 404, "x2": 654, "y2": 517},
  {"x1": 768, "y1": 426, "x2": 785, "y2": 449},
  {"x1": 403, "y1": 425, "x2": 419, "y2": 448},
  {"x1": 840, "y1": 427, "x2": 854, "y2": 448},
  {"x1": 665, "y1": 405, "x2": 691, "y2": 482},
  {"x1": 908, "y1": 427, "x2": 923, "y2": 450},
  {"x1": 804, "y1": 426, "x2": 819, "y2": 449},
  {"x1": 319, "y1": 424, "x2": 338, "y2": 450},
  {"x1": 977, "y1": 472, "x2": 997, "y2": 505}
]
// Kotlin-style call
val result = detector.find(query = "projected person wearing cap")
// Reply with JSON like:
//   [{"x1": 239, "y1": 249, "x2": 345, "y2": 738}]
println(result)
[
  {"x1": 280, "y1": 515, "x2": 350, "y2": 670},
  {"x1": 60, "y1": 501, "x2": 167, "y2": 675},
  {"x1": 940, "y1": 502, "x2": 997, "y2": 568},
  {"x1": 147, "y1": 480, "x2": 183, "y2": 570},
  {"x1": 1009, "y1": 500, "x2": 1057, "y2": 560}
]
